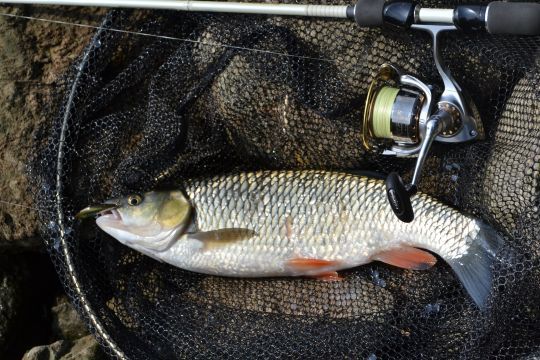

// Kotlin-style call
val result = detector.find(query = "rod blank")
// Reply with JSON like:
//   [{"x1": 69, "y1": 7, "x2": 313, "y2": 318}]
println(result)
[{"x1": 0, "y1": 0, "x2": 349, "y2": 18}]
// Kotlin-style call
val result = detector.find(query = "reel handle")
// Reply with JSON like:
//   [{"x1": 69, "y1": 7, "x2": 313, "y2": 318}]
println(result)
[
  {"x1": 385, "y1": 108, "x2": 455, "y2": 222},
  {"x1": 385, "y1": 172, "x2": 416, "y2": 223}
]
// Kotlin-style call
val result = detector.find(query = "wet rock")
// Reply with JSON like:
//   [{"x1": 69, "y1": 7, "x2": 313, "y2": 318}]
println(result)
[
  {"x1": 51, "y1": 297, "x2": 89, "y2": 341},
  {"x1": 22, "y1": 335, "x2": 104, "y2": 360}
]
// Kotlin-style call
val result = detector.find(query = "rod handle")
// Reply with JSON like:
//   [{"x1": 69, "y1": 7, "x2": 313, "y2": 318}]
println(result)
[
  {"x1": 352, "y1": 0, "x2": 386, "y2": 26},
  {"x1": 486, "y1": 2, "x2": 540, "y2": 35},
  {"x1": 352, "y1": 0, "x2": 417, "y2": 28},
  {"x1": 353, "y1": 0, "x2": 540, "y2": 35}
]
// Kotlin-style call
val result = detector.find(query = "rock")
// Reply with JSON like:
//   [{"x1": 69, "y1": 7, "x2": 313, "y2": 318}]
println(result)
[
  {"x1": 23, "y1": 295, "x2": 105, "y2": 360},
  {"x1": 22, "y1": 336, "x2": 105, "y2": 360},
  {"x1": 0, "y1": 10, "x2": 43, "y2": 249},
  {"x1": 60, "y1": 335, "x2": 105, "y2": 360},
  {"x1": 51, "y1": 297, "x2": 89, "y2": 341},
  {"x1": 22, "y1": 340, "x2": 71, "y2": 360},
  {"x1": 0, "y1": 6, "x2": 109, "y2": 360},
  {"x1": 0, "y1": 5, "x2": 104, "y2": 249}
]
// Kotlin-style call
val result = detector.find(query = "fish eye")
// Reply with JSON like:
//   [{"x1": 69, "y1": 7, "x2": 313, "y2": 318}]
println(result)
[{"x1": 128, "y1": 194, "x2": 143, "y2": 206}]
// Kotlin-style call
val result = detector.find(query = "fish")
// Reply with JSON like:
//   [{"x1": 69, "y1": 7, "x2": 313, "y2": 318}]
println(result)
[{"x1": 77, "y1": 170, "x2": 504, "y2": 309}]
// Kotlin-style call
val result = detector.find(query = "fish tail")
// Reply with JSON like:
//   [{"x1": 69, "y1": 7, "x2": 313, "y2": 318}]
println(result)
[{"x1": 446, "y1": 222, "x2": 505, "y2": 310}]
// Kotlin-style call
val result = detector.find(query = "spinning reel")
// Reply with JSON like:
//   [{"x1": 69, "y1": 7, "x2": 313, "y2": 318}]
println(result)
[
  {"x1": 353, "y1": 0, "x2": 538, "y2": 222},
  {"x1": 362, "y1": 24, "x2": 484, "y2": 222}
]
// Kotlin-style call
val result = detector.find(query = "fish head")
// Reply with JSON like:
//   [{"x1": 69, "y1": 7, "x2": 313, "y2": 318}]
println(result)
[{"x1": 87, "y1": 191, "x2": 191, "y2": 252}]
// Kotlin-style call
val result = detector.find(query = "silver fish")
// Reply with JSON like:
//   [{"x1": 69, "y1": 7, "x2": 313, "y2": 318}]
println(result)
[{"x1": 78, "y1": 170, "x2": 504, "y2": 309}]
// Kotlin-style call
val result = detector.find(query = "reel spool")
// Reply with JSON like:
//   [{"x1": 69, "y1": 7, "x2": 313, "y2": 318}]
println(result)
[
  {"x1": 363, "y1": 64, "x2": 429, "y2": 155},
  {"x1": 362, "y1": 25, "x2": 484, "y2": 222}
]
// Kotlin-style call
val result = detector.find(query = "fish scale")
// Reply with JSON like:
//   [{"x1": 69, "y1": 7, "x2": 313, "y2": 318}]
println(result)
[{"x1": 168, "y1": 170, "x2": 474, "y2": 274}]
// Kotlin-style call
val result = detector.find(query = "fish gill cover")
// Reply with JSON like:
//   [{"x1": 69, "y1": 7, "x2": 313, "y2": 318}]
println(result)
[{"x1": 29, "y1": 1, "x2": 540, "y2": 359}]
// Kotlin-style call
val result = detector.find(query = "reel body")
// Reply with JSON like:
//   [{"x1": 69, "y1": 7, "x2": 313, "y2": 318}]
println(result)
[{"x1": 363, "y1": 25, "x2": 485, "y2": 221}]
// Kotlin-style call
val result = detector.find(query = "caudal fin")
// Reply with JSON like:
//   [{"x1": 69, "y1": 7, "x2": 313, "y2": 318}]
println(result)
[{"x1": 447, "y1": 223, "x2": 505, "y2": 310}]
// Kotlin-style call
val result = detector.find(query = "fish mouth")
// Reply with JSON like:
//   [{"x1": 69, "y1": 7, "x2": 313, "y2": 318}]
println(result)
[{"x1": 75, "y1": 203, "x2": 120, "y2": 220}]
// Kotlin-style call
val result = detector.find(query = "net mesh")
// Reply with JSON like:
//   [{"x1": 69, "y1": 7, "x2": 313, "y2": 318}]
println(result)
[{"x1": 29, "y1": 1, "x2": 540, "y2": 358}]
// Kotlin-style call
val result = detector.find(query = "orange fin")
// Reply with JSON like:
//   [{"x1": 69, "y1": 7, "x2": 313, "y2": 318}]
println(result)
[
  {"x1": 308, "y1": 271, "x2": 343, "y2": 281},
  {"x1": 286, "y1": 258, "x2": 341, "y2": 271},
  {"x1": 373, "y1": 246, "x2": 437, "y2": 270}
]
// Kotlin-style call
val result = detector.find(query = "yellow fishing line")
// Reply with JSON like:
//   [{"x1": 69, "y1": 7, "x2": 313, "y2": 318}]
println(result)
[{"x1": 372, "y1": 86, "x2": 399, "y2": 139}]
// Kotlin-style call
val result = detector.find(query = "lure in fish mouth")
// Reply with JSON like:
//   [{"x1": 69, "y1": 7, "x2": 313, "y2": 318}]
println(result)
[{"x1": 77, "y1": 170, "x2": 505, "y2": 309}]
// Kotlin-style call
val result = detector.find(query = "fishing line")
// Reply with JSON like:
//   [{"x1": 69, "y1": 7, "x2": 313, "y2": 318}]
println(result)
[
  {"x1": 0, "y1": 78, "x2": 61, "y2": 85},
  {"x1": 371, "y1": 86, "x2": 398, "y2": 139},
  {"x1": 0, "y1": 11, "x2": 335, "y2": 63},
  {"x1": 0, "y1": 199, "x2": 55, "y2": 215}
]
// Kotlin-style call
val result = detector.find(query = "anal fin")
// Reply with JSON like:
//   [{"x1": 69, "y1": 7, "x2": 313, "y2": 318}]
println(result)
[
  {"x1": 286, "y1": 258, "x2": 341, "y2": 271},
  {"x1": 373, "y1": 246, "x2": 437, "y2": 270}
]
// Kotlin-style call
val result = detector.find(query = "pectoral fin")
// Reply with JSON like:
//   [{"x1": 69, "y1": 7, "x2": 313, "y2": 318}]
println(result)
[
  {"x1": 372, "y1": 246, "x2": 437, "y2": 270},
  {"x1": 189, "y1": 228, "x2": 256, "y2": 251}
]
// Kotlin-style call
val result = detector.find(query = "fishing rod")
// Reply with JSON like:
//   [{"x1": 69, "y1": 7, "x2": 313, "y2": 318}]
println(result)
[
  {"x1": 3, "y1": 0, "x2": 540, "y2": 222},
  {"x1": 3, "y1": 0, "x2": 540, "y2": 35}
]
